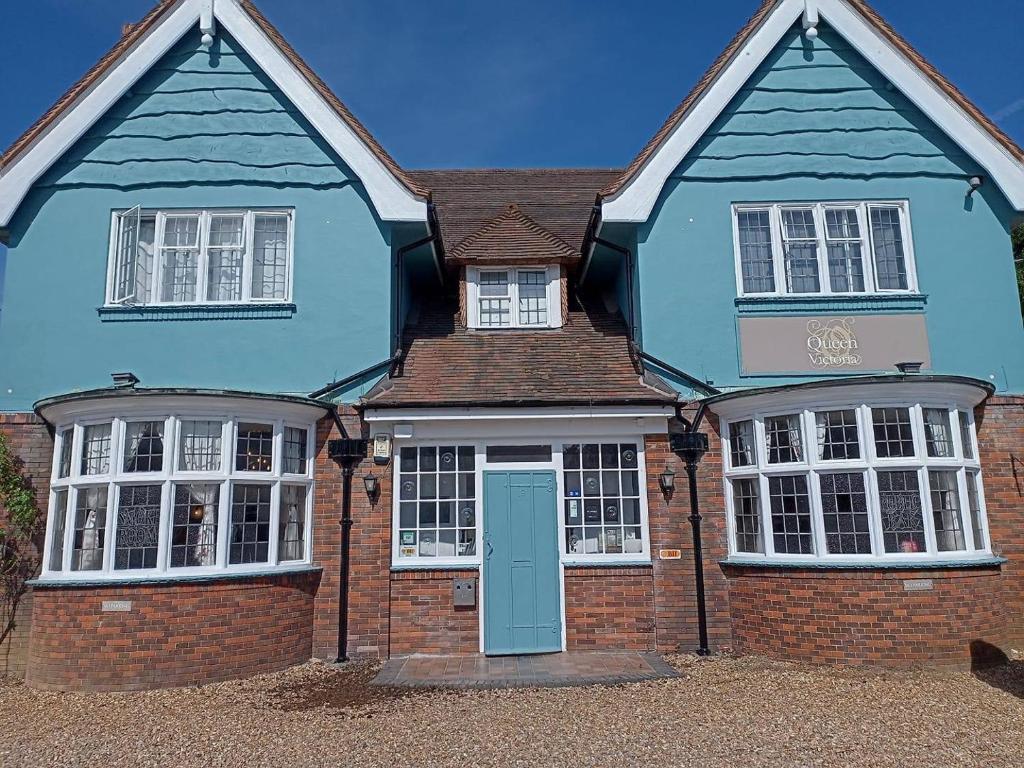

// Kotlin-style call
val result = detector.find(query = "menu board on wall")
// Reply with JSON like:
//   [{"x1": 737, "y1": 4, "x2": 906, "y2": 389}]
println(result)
[{"x1": 738, "y1": 314, "x2": 930, "y2": 375}]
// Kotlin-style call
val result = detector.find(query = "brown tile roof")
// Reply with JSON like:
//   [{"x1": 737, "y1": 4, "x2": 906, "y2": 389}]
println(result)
[
  {"x1": 448, "y1": 204, "x2": 578, "y2": 264},
  {"x1": 0, "y1": 0, "x2": 429, "y2": 199},
  {"x1": 600, "y1": 0, "x2": 1024, "y2": 199},
  {"x1": 410, "y1": 169, "x2": 619, "y2": 255},
  {"x1": 362, "y1": 297, "x2": 678, "y2": 408}
]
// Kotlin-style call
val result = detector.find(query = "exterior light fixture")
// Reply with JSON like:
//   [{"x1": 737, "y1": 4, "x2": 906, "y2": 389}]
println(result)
[
  {"x1": 967, "y1": 175, "x2": 983, "y2": 197},
  {"x1": 658, "y1": 466, "x2": 676, "y2": 495},
  {"x1": 110, "y1": 371, "x2": 139, "y2": 388},
  {"x1": 363, "y1": 473, "x2": 379, "y2": 499}
]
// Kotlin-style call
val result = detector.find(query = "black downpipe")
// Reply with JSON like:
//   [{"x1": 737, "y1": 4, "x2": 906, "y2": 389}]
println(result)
[
  {"x1": 336, "y1": 458, "x2": 357, "y2": 663},
  {"x1": 684, "y1": 452, "x2": 710, "y2": 656}
]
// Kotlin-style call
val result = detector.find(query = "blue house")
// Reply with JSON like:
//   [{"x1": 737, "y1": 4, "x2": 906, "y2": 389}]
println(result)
[{"x1": 0, "y1": 0, "x2": 1022, "y2": 690}]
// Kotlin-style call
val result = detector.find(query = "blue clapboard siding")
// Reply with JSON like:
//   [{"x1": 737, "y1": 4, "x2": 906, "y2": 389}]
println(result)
[
  {"x1": 633, "y1": 22, "x2": 1024, "y2": 394},
  {"x1": 0, "y1": 30, "x2": 404, "y2": 411}
]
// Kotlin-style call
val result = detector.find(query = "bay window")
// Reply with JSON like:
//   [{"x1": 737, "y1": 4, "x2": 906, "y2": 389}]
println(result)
[
  {"x1": 723, "y1": 400, "x2": 988, "y2": 562},
  {"x1": 107, "y1": 208, "x2": 293, "y2": 306},
  {"x1": 732, "y1": 201, "x2": 917, "y2": 297},
  {"x1": 43, "y1": 411, "x2": 315, "y2": 580}
]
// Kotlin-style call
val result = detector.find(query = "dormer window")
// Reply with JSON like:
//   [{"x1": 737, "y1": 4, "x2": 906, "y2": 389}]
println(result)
[
  {"x1": 106, "y1": 208, "x2": 294, "y2": 306},
  {"x1": 466, "y1": 266, "x2": 561, "y2": 329}
]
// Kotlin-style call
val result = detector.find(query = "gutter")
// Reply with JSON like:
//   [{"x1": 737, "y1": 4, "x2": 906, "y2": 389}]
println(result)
[{"x1": 308, "y1": 354, "x2": 403, "y2": 400}]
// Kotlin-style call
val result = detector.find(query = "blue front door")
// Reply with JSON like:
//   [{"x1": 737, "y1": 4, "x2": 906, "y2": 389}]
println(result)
[{"x1": 483, "y1": 471, "x2": 562, "y2": 655}]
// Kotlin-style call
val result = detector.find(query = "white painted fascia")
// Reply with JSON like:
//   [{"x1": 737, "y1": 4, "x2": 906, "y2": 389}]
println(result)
[
  {"x1": 364, "y1": 405, "x2": 675, "y2": 422},
  {"x1": 0, "y1": 0, "x2": 426, "y2": 228},
  {"x1": 602, "y1": 0, "x2": 1024, "y2": 222}
]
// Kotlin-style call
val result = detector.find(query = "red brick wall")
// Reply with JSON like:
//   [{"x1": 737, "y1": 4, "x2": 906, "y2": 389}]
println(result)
[
  {"x1": 0, "y1": 414, "x2": 53, "y2": 678},
  {"x1": 26, "y1": 570, "x2": 320, "y2": 691},
  {"x1": 389, "y1": 570, "x2": 479, "y2": 655},
  {"x1": 725, "y1": 565, "x2": 1006, "y2": 668},
  {"x1": 975, "y1": 395, "x2": 1024, "y2": 645},
  {"x1": 564, "y1": 567, "x2": 655, "y2": 650}
]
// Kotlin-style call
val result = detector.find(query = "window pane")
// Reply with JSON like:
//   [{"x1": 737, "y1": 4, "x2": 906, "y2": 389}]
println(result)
[
  {"x1": 160, "y1": 215, "x2": 201, "y2": 302},
  {"x1": 872, "y1": 407, "x2": 915, "y2": 458},
  {"x1": 485, "y1": 444, "x2": 552, "y2": 463},
  {"x1": 966, "y1": 472, "x2": 984, "y2": 550},
  {"x1": 781, "y1": 209, "x2": 820, "y2": 293},
  {"x1": 123, "y1": 420, "x2": 164, "y2": 473},
  {"x1": 870, "y1": 206, "x2": 908, "y2": 290},
  {"x1": 824, "y1": 208, "x2": 865, "y2": 292},
  {"x1": 252, "y1": 215, "x2": 289, "y2": 300},
  {"x1": 877, "y1": 470, "x2": 925, "y2": 553},
  {"x1": 958, "y1": 411, "x2": 975, "y2": 460},
  {"x1": 80, "y1": 423, "x2": 112, "y2": 475},
  {"x1": 820, "y1": 472, "x2": 871, "y2": 555},
  {"x1": 563, "y1": 442, "x2": 642, "y2": 556},
  {"x1": 517, "y1": 270, "x2": 548, "y2": 326},
  {"x1": 170, "y1": 483, "x2": 219, "y2": 568},
  {"x1": 113, "y1": 213, "x2": 156, "y2": 304},
  {"x1": 923, "y1": 408, "x2": 954, "y2": 458},
  {"x1": 736, "y1": 210, "x2": 775, "y2": 293},
  {"x1": 478, "y1": 271, "x2": 511, "y2": 327},
  {"x1": 206, "y1": 215, "x2": 245, "y2": 302},
  {"x1": 236, "y1": 423, "x2": 274, "y2": 472},
  {"x1": 768, "y1": 474, "x2": 813, "y2": 554},
  {"x1": 114, "y1": 484, "x2": 162, "y2": 570},
  {"x1": 72, "y1": 486, "x2": 108, "y2": 571},
  {"x1": 929, "y1": 470, "x2": 966, "y2": 552},
  {"x1": 816, "y1": 409, "x2": 860, "y2": 461},
  {"x1": 283, "y1": 427, "x2": 308, "y2": 474},
  {"x1": 179, "y1": 420, "x2": 223, "y2": 472},
  {"x1": 731, "y1": 478, "x2": 763, "y2": 554},
  {"x1": 279, "y1": 485, "x2": 307, "y2": 561},
  {"x1": 729, "y1": 420, "x2": 755, "y2": 467},
  {"x1": 135, "y1": 217, "x2": 156, "y2": 303},
  {"x1": 57, "y1": 428, "x2": 73, "y2": 479},
  {"x1": 397, "y1": 444, "x2": 477, "y2": 558},
  {"x1": 765, "y1": 414, "x2": 803, "y2": 464},
  {"x1": 49, "y1": 490, "x2": 69, "y2": 571},
  {"x1": 229, "y1": 484, "x2": 271, "y2": 564}
]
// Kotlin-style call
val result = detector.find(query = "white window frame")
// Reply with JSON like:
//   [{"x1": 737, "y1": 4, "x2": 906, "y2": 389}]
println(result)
[
  {"x1": 105, "y1": 208, "x2": 295, "y2": 307},
  {"x1": 390, "y1": 436, "x2": 651, "y2": 568},
  {"x1": 465, "y1": 265, "x2": 562, "y2": 329},
  {"x1": 41, "y1": 409, "x2": 315, "y2": 582},
  {"x1": 721, "y1": 396, "x2": 989, "y2": 565},
  {"x1": 731, "y1": 201, "x2": 918, "y2": 298}
]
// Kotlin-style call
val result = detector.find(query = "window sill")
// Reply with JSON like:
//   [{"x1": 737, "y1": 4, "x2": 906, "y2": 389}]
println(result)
[
  {"x1": 98, "y1": 303, "x2": 297, "y2": 322},
  {"x1": 562, "y1": 559, "x2": 652, "y2": 568},
  {"x1": 735, "y1": 294, "x2": 927, "y2": 315},
  {"x1": 29, "y1": 564, "x2": 321, "y2": 589},
  {"x1": 391, "y1": 562, "x2": 481, "y2": 571},
  {"x1": 719, "y1": 556, "x2": 1005, "y2": 571}
]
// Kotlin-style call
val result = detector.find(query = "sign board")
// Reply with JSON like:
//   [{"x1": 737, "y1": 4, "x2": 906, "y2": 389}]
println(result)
[
  {"x1": 738, "y1": 314, "x2": 930, "y2": 375},
  {"x1": 659, "y1": 549, "x2": 682, "y2": 560},
  {"x1": 101, "y1": 600, "x2": 132, "y2": 612},
  {"x1": 373, "y1": 434, "x2": 392, "y2": 465},
  {"x1": 903, "y1": 578, "x2": 934, "y2": 592}
]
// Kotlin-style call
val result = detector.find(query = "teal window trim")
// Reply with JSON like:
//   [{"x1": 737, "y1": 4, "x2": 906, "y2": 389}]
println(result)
[{"x1": 735, "y1": 294, "x2": 928, "y2": 316}]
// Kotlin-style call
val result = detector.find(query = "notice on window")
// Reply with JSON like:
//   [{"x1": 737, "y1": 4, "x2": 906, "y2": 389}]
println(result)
[{"x1": 738, "y1": 314, "x2": 930, "y2": 375}]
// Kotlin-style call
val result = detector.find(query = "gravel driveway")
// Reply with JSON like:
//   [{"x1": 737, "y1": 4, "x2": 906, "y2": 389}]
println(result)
[{"x1": 2, "y1": 654, "x2": 1021, "y2": 768}]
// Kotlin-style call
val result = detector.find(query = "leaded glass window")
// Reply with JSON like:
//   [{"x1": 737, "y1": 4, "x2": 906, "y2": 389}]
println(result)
[
  {"x1": 816, "y1": 409, "x2": 859, "y2": 461},
  {"x1": 114, "y1": 484, "x2": 162, "y2": 570},
  {"x1": 768, "y1": 475, "x2": 813, "y2": 555},
  {"x1": 170, "y1": 483, "x2": 219, "y2": 568},
  {"x1": 923, "y1": 408, "x2": 954, "y2": 458},
  {"x1": 824, "y1": 208, "x2": 865, "y2": 292},
  {"x1": 780, "y1": 208, "x2": 820, "y2": 293},
  {"x1": 123, "y1": 420, "x2": 164, "y2": 473},
  {"x1": 878, "y1": 470, "x2": 925, "y2": 554},
  {"x1": 729, "y1": 420, "x2": 755, "y2": 468},
  {"x1": 252, "y1": 214, "x2": 290, "y2": 300},
  {"x1": 160, "y1": 214, "x2": 200, "y2": 302},
  {"x1": 206, "y1": 214, "x2": 245, "y2": 302},
  {"x1": 49, "y1": 490, "x2": 68, "y2": 571},
  {"x1": 564, "y1": 443, "x2": 643, "y2": 556},
  {"x1": 869, "y1": 205, "x2": 909, "y2": 290},
  {"x1": 872, "y1": 407, "x2": 915, "y2": 458},
  {"x1": 279, "y1": 485, "x2": 307, "y2": 561},
  {"x1": 731, "y1": 478, "x2": 762, "y2": 554},
  {"x1": 736, "y1": 209, "x2": 775, "y2": 293},
  {"x1": 236, "y1": 423, "x2": 274, "y2": 472},
  {"x1": 966, "y1": 472, "x2": 984, "y2": 550},
  {"x1": 468, "y1": 266, "x2": 558, "y2": 329},
  {"x1": 72, "y1": 486, "x2": 108, "y2": 571},
  {"x1": 765, "y1": 414, "x2": 802, "y2": 464},
  {"x1": 819, "y1": 472, "x2": 871, "y2": 554},
  {"x1": 179, "y1": 420, "x2": 223, "y2": 472},
  {"x1": 283, "y1": 427, "x2": 308, "y2": 474},
  {"x1": 229, "y1": 483, "x2": 271, "y2": 564},
  {"x1": 397, "y1": 445, "x2": 476, "y2": 559},
  {"x1": 959, "y1": 411, "x2": 975, "y2": 460},
  {"x1": 928, "y1": 470, "x2": 965, "y2": 552},
  {"x1": 57, "y1": 428, "x2": 73, "y2": 479},
  {"x1": 80, "y1": 423, "x2": 112, "y2": 475}
]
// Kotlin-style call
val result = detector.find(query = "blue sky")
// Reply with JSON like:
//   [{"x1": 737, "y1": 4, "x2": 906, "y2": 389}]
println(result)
[{"x1": 1, "y1": 0, "x2": 1022, "y2": 289}]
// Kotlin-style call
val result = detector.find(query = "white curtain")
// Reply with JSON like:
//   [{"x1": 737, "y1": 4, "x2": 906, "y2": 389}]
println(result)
[
  {"x1": 191, "y1": 485, "x2": 218, "y2": 567},
  {"x1": 280, "y1": 489, "x2": 304, "y2": 561}
]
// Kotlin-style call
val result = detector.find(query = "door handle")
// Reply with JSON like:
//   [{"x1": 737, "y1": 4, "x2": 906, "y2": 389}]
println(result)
[{"x1": 486, "y1": 540, "x2": 494, "y2": 559}]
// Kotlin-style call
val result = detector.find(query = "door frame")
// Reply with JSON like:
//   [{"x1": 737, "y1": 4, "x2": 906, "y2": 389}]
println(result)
[{"x1": 481, "y1": 468, "x2": 563, "y2": 655}]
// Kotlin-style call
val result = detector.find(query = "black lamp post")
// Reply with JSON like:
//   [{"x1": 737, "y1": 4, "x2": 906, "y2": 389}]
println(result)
[
  {"x1": 328, "y1": 437, "x2": 369, "y2": 664},
  {"x1": 670, "y1": 430, "x2": 711, "y2": 656}
]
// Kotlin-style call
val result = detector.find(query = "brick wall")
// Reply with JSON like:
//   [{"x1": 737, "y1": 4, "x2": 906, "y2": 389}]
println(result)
[
  {"x1": 975, "y1": 395, "x2": 1024, "y2": 646},
  {"x1": 0, "y1": 414, "x2": 52, "y2": 678},
  {"x1": 389, "y1": 570, "x2": 479, "y2": 655},
  {"x1": 724, "y1": 565, "x2": 1006, "y2": 668},
  {"x1": 564, "y1": 567, "x2": 655, "y2": 650},
  {"x1": 26, "y1": 570, "x2": 320, "y2": 691}
]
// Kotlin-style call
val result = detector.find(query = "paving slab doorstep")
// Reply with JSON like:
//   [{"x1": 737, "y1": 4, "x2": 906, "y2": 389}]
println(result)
[{"x1": 372, "y1": 651, "x2": 679, "y2": 689}]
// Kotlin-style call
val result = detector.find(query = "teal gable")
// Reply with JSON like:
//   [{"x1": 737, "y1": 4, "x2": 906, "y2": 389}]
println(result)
[
  {"x1": 0, "y1": 29, "x2": 410, "y2": 412},
  {"x1": 629, "y1": 23, "x2": 1024, "y2": 394}
]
